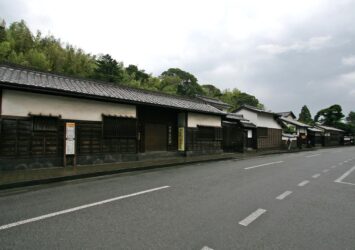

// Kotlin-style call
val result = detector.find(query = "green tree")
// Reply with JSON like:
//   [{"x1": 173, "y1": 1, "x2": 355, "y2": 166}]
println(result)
[
  {"x1": 220, "y1": 88, "x2": 263, "y2": 110},
  {"x1": 7, "y1": 20, "x2": 34, "y2": 53},
  {"x1": 25, "y1": 49, "x2": 50, "y2": 70},
  {"x1": 0, "y1": 19, "x2": 6, "y2": 42},
  {"x1": 298, "y1": 105, "x2": 313, "y2": 125},
  {"x1": 126, "y1": 64, "x2": 149, "y2": 83},
  {"x1": 314, "y1": 104, "x2": 345, "y2": 126},
  {"x1": 161, "y1": 68, "x2": 203, "y2": 97},
  {"x1": 201, "y1": 84, "x2": 222, "y2": 97},
  {"x1": 93, "y1": 54, "x2": 124, "y2": 83},
  {"x1": 346, "y1": 111, "x2": 355, "y2": 125}
]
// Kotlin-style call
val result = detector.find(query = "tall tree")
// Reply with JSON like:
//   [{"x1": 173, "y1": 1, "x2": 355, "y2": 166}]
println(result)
[
  {"x1": 161, "y1": 68, "x2": 203, "y2": 97},
  {"x1": 0, "y1": 19, "x2": 6, "y2": 42},
  {"x1": 298, "y1": 105, "x2": 313, "y2": 125},
  {"x1": 314, "y1": 104, "x2": 345, "y2": 126},
  {"x1": 346, "y1": 111, "x2": 355, "y2": 125},
  {"x1": 93, "y1": 54, "x2": 124, "y2": 83},
  {"x1": 220, "y1": 88, "x2": 263, "y2": 110},
  {"x1": 201, "y1": 84, "x2": 222, "y2": 97}
]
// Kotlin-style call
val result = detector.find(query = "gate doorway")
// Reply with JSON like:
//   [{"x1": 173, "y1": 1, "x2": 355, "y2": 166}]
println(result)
[{"x1": 145, "y1": 123, "x2": 167, "y2": 151}]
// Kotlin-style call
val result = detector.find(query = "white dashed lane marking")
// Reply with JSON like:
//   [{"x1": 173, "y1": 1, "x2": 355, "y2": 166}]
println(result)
[
  {"x1": 201, "y1": 246, "x2": 214, "y2": 250},
  {"x1": 312, "y1": 174, "x2": 321, "y2": 178},
  {"x1": 0, "y1": 186, "x2": 170, "y2": 231},
  {"x1": 323, "y1": 169, "x2": 329, "y2": 173},
  {"x1": 331, "y1": 166, "x2": 337, "y2": 169},
  {"x1": 244, "y1": 161, "x2": 284, "y2": 170},
  {"x1": 305, "y1": 154, "x2": 321, "y2": 158},
  {"x1": 239, "y1": 209, "x2": 267, "y2": 226},
  {"x1": 298, "y1": 180, "x2": 310, "y2": 187},
  {"x1": 276, "y1": 191, "x2": 293, "y2": 200}
]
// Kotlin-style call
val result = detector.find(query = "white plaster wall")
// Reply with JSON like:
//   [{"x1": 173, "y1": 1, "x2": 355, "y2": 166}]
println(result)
[
  {"x1": 1, "y1": 90, "x2": 136, "y2": 121},
  {"x1": 235, "y1": 109, "x2": 258, "y2": 125},
  {"x1": 257, "y1": 113, "x2": 282, "y2": 129},
  {"x1": 187, "y1": 112, "x2": 221, "y2": 128},
  {"x1": 235, "y1": 109, "x2": 281, "y2": 129}
]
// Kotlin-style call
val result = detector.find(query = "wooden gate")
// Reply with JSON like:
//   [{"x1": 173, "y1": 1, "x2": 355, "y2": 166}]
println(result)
[{"x1": 145, "y1": 123, "x2": 167, "y2": 151}]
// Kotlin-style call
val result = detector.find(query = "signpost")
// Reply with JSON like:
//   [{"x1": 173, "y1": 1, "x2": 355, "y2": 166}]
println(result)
[
  {"x1": 64, "y1": 122, "x2": 76, "y2": 167},
  {"x1": 178, "y1": 127, "x2": 185, "y2": 151}
]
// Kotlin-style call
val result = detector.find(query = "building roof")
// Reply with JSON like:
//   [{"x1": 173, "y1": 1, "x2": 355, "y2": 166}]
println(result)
[
  {"x1": 233, "y1": 104, "x2": 275, "y2": 115},
  {"x1": 225, "y1": 113, "x2": 256, "y2": 128},
  {"x1": 0, "y1": 64, "x2": 225, "y2": 115},
  {"x1": 279, "y1": 116, "x2": 311, "y2": 128},
  {"x1": 277, "y1": 111, "x2": 296, "y2": 119},
  {"x1": 307, "y1": 127, "x2": 324, "y2": 133},
  {"x1": 195, "y1": 95, "x2": 231, "y2": 109},
  {"x1": 316, "y1": 124, "x2": 345, "y2": 132}
]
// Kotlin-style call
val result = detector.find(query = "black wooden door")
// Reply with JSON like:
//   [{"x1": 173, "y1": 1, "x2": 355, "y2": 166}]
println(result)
[{"x1": 145, "y1": 123, "x2": 167, "y2": 151}]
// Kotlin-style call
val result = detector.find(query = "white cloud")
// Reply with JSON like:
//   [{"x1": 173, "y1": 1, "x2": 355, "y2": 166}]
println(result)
[
  {"x1": 257, "y1": 36, "x2": 332, "y2": 55},
  {"x1": 342, "y1": 55, "x2": 355, "y2": 65}
]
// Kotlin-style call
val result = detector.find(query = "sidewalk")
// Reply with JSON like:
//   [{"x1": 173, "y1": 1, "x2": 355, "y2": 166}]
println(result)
[{"x1": 0, "y1": 148, "x2": 316, "y2": 190}]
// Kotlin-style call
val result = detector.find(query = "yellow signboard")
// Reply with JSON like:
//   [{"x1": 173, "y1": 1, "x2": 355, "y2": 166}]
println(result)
[{"x1": 178, "y1": 127, "x2": 185, "y2": 151}]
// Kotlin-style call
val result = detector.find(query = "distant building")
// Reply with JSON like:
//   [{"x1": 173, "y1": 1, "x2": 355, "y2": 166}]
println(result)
[{"x1": 233, "y1": 105, "x2": 282, "y2": 150}]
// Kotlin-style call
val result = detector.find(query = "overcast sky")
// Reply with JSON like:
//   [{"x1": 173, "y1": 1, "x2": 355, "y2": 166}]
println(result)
[{"x1": 1, "y1": 0, "x2": 355, "y2": 116}]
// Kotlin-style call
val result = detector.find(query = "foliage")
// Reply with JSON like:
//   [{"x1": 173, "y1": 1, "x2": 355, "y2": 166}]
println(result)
[
  {"x1": 220, "y1": 88, "x2": 264, "y2": 111},
  {"x1": 298, "y1": 105, "x2": 314, "y2": 125},
  {"x1": 93, "y1": 54, "x2": 124, "y2": 83},
  {"x1": 314, "y1": 104, "x2": 345, "y2": 126},
  {"x1": 161, "y1": 68, "x2": 203, "y2": 97},
  {"x1": 283, "y1": 125, "x2": 296, "y2": 134},
  {"x1": 346, "y1": 111, "x2": 355, "y2": 125},
  {"x1": 201, "y1": 84, "x2": 222, "y2": 97}
]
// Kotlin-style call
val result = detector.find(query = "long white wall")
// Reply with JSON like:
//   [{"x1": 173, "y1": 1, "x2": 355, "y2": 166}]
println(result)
[
  {"x1": 187, "y1": 112, "x2": 221, "y2": 128},
  {"x1": 1, "y1": 90, "x2": 136, "y2": 121},
  {"x1": 235, "y1": 109, "x2": 281, "y2": 129}
]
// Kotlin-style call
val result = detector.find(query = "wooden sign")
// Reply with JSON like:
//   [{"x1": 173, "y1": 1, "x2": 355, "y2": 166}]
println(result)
[
  {"x1": 65, "y1": 122, "x2": 75, "y2": 155},
  {"x1": 178, "y1": 127, "x2": 185, "y2": 151}
]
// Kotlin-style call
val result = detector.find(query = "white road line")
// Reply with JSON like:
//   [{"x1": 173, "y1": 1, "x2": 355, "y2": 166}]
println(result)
[
  {"x1": 201, "y1": 246, "x2": 214, "y2": 250},
  {"x1": 0, "y1": 186, "x2": 170, "y2": 231},
  {"x1": 239, "y1": 208, "x2": 267, "y2": 226},
  {"x1": 323, "y1": 169, "x2": 329, "y2": 173},
  {"x1": 276, "y1": 191, "x2": 293, "y2": 200},
  {"x1": 244, "y1": 161, "x2": 284, "y2": 170},
  {"x1": 312, "y1": 174, "x2": 321, "y2": 178},
  {"x1": 305, "y1": 154, "x2": 321, "y2": 158},
  {"x1": 331, "y1": 166, "x2": 337, "y2": 169},
  {"x1": 334, "y1": 166, "x2": 355, "y2": 183},
  {"x1": 298, "y1": 180, "x2": 310, "y2": 187}
]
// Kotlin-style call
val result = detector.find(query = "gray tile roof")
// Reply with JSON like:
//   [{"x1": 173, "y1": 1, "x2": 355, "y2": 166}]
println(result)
[
  {"x1": 195, "y1": 95, "x2": 231, "y2": 108},
  {"x1": 225, "y1": 113, "x2": 256, "y2": 128},
  {"x1": 279, "y1": 117, "x2": 310, "y2": 128},
  {"x1": 316, "y1": 124, "x2": 344, "y2": 132},
  {"x1": 0, "y1": 65, "x2": 225, "y2": 115}
]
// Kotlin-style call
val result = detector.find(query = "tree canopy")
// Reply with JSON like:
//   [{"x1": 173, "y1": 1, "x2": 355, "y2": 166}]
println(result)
[
  {"x1": 298, "y1": 105, "x2": 313, "y2": 125},
  {"x1": 314, "y1": 104, "x2": 345, "y2": 126}
]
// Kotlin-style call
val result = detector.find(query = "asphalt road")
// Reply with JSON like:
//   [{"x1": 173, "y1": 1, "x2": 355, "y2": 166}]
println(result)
[{"x1": 0, "y1": 147, "x2": 355, "y2": 250}]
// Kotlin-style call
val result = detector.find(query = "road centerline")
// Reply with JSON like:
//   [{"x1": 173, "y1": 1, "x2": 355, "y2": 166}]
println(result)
[
  {"x1": 244, "y1": 161, "x2": 284, "y2": 170},
  {"x1": 276, "y1": 191, "x2": 293, "y2": 200},
  {"x1": 312, "y1": 174, "x2": 321, "y2": 178},
  {"x1": 305, "y1": 154, "x2": 321, "y2": 158},
  {"x1": 298, "y1": 180, "x2": 310, "y2": 187},
  {"x1": 239, "y1": 208, "x2": 267, "y2": 226},
  {"x1": 0, "y1": 185, "x2": 170, "y2": 231}
]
